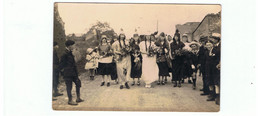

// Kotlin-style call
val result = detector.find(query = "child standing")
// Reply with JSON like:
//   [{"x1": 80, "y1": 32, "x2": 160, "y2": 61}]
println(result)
[{"x1": 85, "y1": 48, "x2": 98, "y2": 80}]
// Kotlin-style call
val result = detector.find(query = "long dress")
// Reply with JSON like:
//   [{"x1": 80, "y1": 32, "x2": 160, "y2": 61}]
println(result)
[
  {"x1": 139, "y1": 41, "x2": 159, "y2": 85},
  {"x1": 170, "y1": 41, "x2": 185, "y2": 81},
  {"x1": 130, "y1": 44, "x2": 142, "y2": 78}
]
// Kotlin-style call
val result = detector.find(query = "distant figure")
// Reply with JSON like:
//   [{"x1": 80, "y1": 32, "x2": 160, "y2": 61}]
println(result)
[
  {"x1": 53, "y1": 41, "x2": 63, "y2": 97},
  {"x1": 59, "y1": 40, "x2": 84, "y2": 105}
]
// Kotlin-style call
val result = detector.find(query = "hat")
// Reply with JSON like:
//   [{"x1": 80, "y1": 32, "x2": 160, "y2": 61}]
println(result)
[
  {"x1": 210, "y1": 33, "x2": 221, "y2": 41},
  {"x1": 199, "y1": 36, "x2": 208, "y2": 42},
  {"x1": 160, "y1": 32, "x2": 165, "y2": 37},
  {"x1": 133, "y1": 33, "x2": 139, "y2": 37},
  {"x1": 182, "y1": 33, "x2": 188, "y2": 37},
  {"x1": 86, "y1": 48, "x2": 94, "y2": 54},
  {"x1": 189, "y1": 41, "x2": 200, "y2": 48},
  {"x1": 65, "y1": 40, "x2": 75, "y2": 47},
  {"x1": 54, "y1": 41, "x2": 58, "y2": 46},
  {"x1": 120, "y1": 28, "x2": 125, "y2": 35},
  {"x1": 101, "y1": 35, "x2": 107, "y2": 39}
]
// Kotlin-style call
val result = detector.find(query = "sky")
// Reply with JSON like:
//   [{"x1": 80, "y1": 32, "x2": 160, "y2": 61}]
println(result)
[{"x1": 57, "y1": 3, "x2": 221, "y2": 37}]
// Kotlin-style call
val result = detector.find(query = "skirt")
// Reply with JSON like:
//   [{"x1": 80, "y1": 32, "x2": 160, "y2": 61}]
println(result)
[
  {"x1": 157, "y1": 61, "x2": 170, "y2": 76},
  {"x1": 97, "y1": 63, "x2": 112, "y2": 75}
]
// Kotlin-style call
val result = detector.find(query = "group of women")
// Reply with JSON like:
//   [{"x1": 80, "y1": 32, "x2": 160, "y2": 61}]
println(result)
[{"x1": 84, "y1": 29, "x2": 221, "y2": 105}]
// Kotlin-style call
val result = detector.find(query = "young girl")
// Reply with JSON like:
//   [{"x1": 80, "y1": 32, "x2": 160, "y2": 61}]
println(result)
[
  {"x1": 130, "y1": 34, "x2": 142, "y2": 86},
  {"x1": 85, "y1": 48, "x2": 98, "y2": 80},
  {"x1": 97, "y1": 35, "x2": 113, "y2": 87},
  {"x1": 155, "y1": 32, "x2": 170, "y2": 85}
]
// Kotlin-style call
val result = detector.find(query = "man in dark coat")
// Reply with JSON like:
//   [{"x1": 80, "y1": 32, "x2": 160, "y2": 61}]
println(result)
[
  {"x1": 204, "y1": 33, "x2": 221, "y2": 105},
  {"x1": 197, "y1": 36, "x2": 210, "y2": 95},
  {"x1": 53, "y1": 41, "x2": 63, "y2": 97},
  {"x1": 210, "y1": 33, "x2": 221, "y2": 105},
  {"x1": 59, "y1": 40, "x2": 84, "y2": 105}
]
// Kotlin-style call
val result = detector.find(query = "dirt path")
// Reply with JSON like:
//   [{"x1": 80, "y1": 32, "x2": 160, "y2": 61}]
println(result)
[{"x1": 52, "y1": 72, "x2": 219, "y2": 112}]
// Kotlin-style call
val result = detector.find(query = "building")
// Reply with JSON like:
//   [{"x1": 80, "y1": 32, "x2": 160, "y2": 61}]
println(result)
[
  {"x1": 176, "y1": 22, "x2": 200, "y2": 42},
  {"x1": 192, "y1": 12, "x2": 221, "y2": 41}
]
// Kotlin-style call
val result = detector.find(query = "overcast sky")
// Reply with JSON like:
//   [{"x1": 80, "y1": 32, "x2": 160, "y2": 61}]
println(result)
[{"x1": 58, "y1": 3, "x2": 221, "y2": 37}]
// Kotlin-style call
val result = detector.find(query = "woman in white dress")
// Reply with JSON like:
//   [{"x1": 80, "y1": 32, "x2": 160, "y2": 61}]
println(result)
[{"x1": 139, "y1": 35, "x2": 159, "y2": 88}]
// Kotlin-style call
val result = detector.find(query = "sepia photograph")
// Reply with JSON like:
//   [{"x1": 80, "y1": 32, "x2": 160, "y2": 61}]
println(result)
[{"x1": 52, "y1": 3, "x2": 221, "y2": 112}]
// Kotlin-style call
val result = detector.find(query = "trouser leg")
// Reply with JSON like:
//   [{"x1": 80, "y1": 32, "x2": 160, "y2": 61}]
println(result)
[{"x1": 65, "y1": 80, "x2": 73, "y2": 99}]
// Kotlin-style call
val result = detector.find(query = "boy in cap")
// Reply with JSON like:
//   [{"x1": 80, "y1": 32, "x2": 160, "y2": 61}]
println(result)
[
  {"x1": 53, "y1": 41, "x2": 63, "y2": 97},
  {"x1": 59, "y1": 40, "x2": 84, "y2": 105}
]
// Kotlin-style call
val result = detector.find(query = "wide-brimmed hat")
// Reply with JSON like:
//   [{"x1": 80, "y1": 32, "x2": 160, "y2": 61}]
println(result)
[
  {"x1": 101, "y1": 35, "x2": 108, "y2": 39},
  {"x1": 182, "y1": 33, "x2": 188, "y2": 37},
  {"x1": 189, "y1": 41, "x2": 200, "y2": 48},
  {"x1": 86, "y1": 48, "x2": 94, "y2": 54}
]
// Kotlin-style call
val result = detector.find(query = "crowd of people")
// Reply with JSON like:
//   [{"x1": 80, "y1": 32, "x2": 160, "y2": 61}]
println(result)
[{"x1": 53, "y1": 29, "x2": 221, "y2": 106}]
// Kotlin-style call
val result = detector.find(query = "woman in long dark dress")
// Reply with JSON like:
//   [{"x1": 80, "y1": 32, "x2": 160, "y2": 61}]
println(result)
[
  {"x1": 130, "y1": 34, "x2": 142, "y2": 86},
  {"x1": 155, "y1": 32, "x2": 170, "y2": 85},
  {"x1": 170, "y1": 30, "x2": 185, "y2": 87}
]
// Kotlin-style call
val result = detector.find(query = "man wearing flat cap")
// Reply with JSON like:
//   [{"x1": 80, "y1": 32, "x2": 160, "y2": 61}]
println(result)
[
  {"x1": 59, "y1": 40, "x2": 84, "y2": 105},
  {"x1": 53, "y1": 41, "x2": 63, "y2": 98}
]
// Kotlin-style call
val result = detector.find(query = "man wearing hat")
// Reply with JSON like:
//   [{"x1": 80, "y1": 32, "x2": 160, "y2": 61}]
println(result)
[
  {"x1": 198, "y1": 36, "x2": 210, "y2": 96},
  {"x1": 53, "y1": 41, "x2": 63, "y2": 98},
  {"x1": 59, "y1": 40, "x2": 84, "y2": 105},
  {"x1": 208, "y1": 33, "x2": 221, "y2": 105}
]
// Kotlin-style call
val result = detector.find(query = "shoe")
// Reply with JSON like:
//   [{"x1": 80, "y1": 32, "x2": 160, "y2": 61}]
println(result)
[
  {"x1": 120, "y1": 85, "x2": 123, "y2": 89},
  {"x1": 76, "y1": 98, "x2": 84, "y2": 103},
  {"x1": 157, "y1": 81, "x2": 161, "y2": 85},
  {"x1": 116, "y1": 81, "x2": 119, "y2": 84},
  {"x1": 173, "y1": 82, "x2": 177, "y2": 87},
  {"x1": 188, "y1": 80, "x2": 193, "y2": 84},
  {"x1": 192, "y1": 85, "x2": 196, "y2": 90},
  {"x1": 207, "y1": 92, "x2": 216, "y2": 101},
  {"x1": 100, "y1": 82, "x2": 105, "y2": 86},
  {"x1": 125, "y1": 83, "x2": 130, "y2": 89},
  {"x1": 68, "y1": 100, "x2": 78, "y2": 105},
  {"x1": 53, "y1": 92, "x2": 63, "y2": 97},
  {"x1": 137, "y1": 81, "x2": 140, "y2": 86},
  {"x1": 107, "y1": 82, "x2": 110, "y2": 87},
  {"x1": 200, "y1": 88, "x2": 204, "y2": 91},
  {"x1": 178, "y1": 83, "x2": 182, "y2": 87},
  {"x1": 131, "y1": 82, "x2": 135, "y2": 86},
  {"x1": 215, "y1": 94, "x2": 220, "y2": 105},
  {"x1": 200, "y1": 92, "x2": 209, "y2": 95},
  {"x1": 207, "y1": 97, "x2": 215, "y2": 101},
  {"x1": 162, "y1": 81, "x2": 165, "y2": 85}
]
